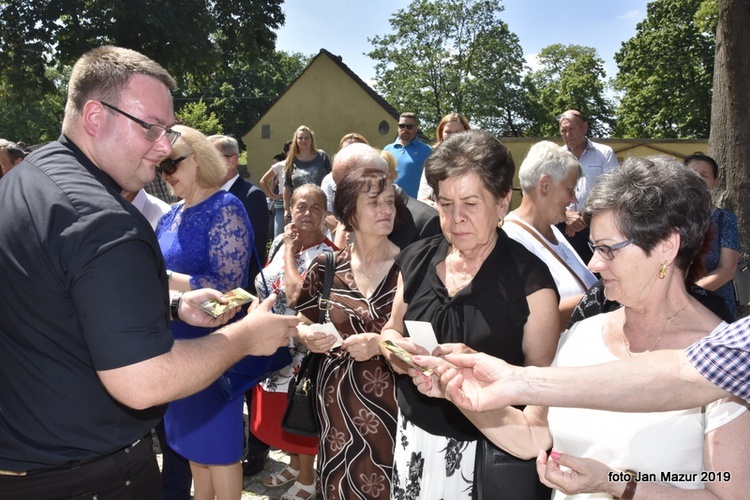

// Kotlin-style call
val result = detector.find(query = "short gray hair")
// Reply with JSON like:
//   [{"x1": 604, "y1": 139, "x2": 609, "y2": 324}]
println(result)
[
  {"x1": 583, "y1": 155, "x2": 712, "y2": 272},
  {"x1": 518, "y1": 140, "x2": 582, "y2": 193},
  {"x1": 208, "y1": 135, "x2": 239, "y2": 156}
]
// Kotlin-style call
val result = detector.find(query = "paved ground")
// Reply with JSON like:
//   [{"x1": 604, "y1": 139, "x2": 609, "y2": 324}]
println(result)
[{"x1": 239, "y1": 448, "x2": 294, "y2": 500}]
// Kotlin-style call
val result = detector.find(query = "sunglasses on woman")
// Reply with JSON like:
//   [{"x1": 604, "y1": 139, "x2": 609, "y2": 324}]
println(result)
[{"x1": 156, "y1": 155, "x2": 188, "y2": 176}]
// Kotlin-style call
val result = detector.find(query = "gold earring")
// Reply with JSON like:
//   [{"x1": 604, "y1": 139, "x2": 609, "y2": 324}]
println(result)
[
  {"x1": 497, "y1": 217, "x2": 504, "y2": 228},
  {"x1": 658, "y1": 261, "x2": 668, "y2": 279}
]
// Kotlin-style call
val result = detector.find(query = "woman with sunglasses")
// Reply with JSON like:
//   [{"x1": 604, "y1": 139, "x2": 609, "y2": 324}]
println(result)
[
  {"x1": 419, "y1": 157, "x2": 749, "y2": 499},
  {"x1": 155, "y1": 125, "x2": 254, "y2": 500}
]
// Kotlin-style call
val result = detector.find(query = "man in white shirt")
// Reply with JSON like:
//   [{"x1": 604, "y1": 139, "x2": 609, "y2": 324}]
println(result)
[{"x1": 557, "y1": 110, "x2": 618, "y2": 262}]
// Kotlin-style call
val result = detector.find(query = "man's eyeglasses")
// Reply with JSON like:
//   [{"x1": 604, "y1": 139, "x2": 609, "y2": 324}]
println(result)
[
  {"x1": 100, "y1": 101, "x2": 181, "y2": 145},
  {"x1": 398, "y1": 123, "x2": 415, "y2": 130},
  {"x1": 587, "y1": 239, "x2": 634, "y2": 260},
  {"x1": 156, "y1": 155, "x2": 188, "y2": 176}
]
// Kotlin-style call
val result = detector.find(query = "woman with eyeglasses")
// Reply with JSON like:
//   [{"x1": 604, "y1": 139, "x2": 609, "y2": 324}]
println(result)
[
  {"x1": 155, "y1": 125, "x2": 254, "y2": 500},
  {"x1": 282, "y1": 125, "x2": 331, "y2": 227},
  {"x1": 418, "y1": 156, "x2": 749, "y2": 499}
]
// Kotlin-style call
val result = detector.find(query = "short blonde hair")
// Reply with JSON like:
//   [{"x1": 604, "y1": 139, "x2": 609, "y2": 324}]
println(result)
[
  {"x1": 171, "y1": 125, "x2": 227, "y2": 188},
  {"x1": 379, "y1": 149, "x2": 397, "y2": 182}
]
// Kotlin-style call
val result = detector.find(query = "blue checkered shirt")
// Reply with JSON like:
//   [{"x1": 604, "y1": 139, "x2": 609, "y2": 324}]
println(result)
[{"x1": 686, "y1": 316, "x2": 750, "y2": 403}]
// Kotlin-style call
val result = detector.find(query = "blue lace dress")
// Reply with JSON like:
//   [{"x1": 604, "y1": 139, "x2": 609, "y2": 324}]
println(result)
[{"x1": 156, "y1": 190, "x2": 253, "y2": 464}]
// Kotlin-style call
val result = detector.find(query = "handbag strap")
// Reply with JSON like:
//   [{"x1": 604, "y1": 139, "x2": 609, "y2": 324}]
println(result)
[
  {"x1": 318, "y1": 251, "x2": 335, "y2": 323},
  {"x1": 506, "y1": 218, "x2": 588, "y2": 291}
]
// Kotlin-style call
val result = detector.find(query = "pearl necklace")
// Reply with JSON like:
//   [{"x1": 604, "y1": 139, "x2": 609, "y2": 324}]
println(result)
[{"x1": 622, "y1": 302, "x2": 689, "y2": 356}]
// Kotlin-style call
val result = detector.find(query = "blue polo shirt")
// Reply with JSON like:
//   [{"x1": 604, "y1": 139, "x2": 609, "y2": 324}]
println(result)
[{"x1": 384, "y1": 138, "x2": 432, "y2": 198}]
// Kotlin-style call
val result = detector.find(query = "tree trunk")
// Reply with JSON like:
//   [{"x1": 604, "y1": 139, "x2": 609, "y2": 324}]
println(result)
[
  {"x1": 710, "y1": 0, "x2": 750, "y2": 237},
  {"x1": 709, "y1": 0, "x2": 750, "y2": 316}
]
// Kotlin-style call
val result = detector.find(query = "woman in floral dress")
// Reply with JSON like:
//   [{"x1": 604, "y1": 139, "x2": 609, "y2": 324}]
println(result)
[{"x1": 294, "y1": 150, "x2": 403, "y2": 500}]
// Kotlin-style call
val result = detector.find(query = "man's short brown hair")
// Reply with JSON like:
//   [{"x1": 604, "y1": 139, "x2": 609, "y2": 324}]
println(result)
[{"x1": 63, "y1": 46, "x2": 175, "y2": 128}]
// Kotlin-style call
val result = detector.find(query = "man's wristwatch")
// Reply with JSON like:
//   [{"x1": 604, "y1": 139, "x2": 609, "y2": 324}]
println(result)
[{"x1": 170, "y1": 292, "x2": 183, "y2": 321}]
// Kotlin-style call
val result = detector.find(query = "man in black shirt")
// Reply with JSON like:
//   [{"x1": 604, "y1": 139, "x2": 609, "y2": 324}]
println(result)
[{"x1": 0, "y1": 46, "x2": 298, "y2": 498}]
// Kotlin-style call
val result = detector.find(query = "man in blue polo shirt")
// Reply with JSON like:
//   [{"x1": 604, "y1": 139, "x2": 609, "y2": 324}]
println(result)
[{"x1": 384, "y1": 112, "x2": 432, "y2": 198}]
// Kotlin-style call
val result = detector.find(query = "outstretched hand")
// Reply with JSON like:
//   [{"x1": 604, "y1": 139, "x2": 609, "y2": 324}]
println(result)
[
  {"x1": 236, "y1": 294, "x2": 299, "y2": 356},
  {"x1": 380, "y1": 338, "x2": 429, "y2": 375},
  {"x1": 411, "y1": 352, "x2": 521, "y2": 412}
]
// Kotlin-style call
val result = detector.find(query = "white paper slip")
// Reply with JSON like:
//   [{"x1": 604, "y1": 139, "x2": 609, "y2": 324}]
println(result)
[
  {"x1": 404, "y1": 320, "x2": 439, "y2": 354},
  {"x1": 310, "y1": 322, "x2": 344, "y2": 348}
]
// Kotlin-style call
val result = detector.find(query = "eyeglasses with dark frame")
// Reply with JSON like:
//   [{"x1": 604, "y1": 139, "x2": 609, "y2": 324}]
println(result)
[
  {"x1": 100, "y1": 101, "x2": 181, "y2": 145},
  {"x1": 398, "y1": 123, "x2": 415, "y2": 130},
  {"x1": 587, "y1": 239, "x2": 634, "y2": 261},
  {"x1": 156, "y1": 155, "x2": 188, "y2": 176}
]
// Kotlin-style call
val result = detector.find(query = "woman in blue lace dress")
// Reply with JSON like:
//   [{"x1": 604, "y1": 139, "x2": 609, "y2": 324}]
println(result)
[
  {"x1": 686, "y1": 153, "x2": 741, "y2": 319},
  {"x1": 156, "y1": 125, "x2": 253, "y2": 500}
]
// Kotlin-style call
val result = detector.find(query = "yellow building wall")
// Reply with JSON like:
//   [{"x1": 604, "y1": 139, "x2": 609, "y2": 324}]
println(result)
[{"x1": 241, "y1": 55, "x2": 399, "y2": 183}]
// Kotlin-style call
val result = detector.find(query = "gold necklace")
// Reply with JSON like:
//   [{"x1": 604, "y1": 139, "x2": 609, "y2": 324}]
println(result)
[
  {"x1": 622, "y1": 301, "x2": 689, "y2": 356},
  {"x1": 354, "y1": 242, "x2": 390, "y2": 279},
  {"x1": 358, "y1": 257, "x2": 387, "y2": 279}
]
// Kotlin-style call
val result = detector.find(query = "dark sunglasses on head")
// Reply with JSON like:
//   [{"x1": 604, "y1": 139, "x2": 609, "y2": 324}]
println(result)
[
  {"x1": 156, "y1": 155, "x2": 188, "y2": 176},
  {"x1": 398, "y1": 123, "x2": 415, "y2": 130}
]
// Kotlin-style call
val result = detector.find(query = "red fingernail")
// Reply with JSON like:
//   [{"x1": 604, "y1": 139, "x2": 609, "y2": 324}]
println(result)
[{"x1": 550, "y1": 450, "x2": 561, "y2": 460}]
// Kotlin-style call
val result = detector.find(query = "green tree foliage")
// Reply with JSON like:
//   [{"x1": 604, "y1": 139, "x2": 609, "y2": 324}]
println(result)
[
  {"x1": 0, "y1": 0, "x2": 285, "y2": 95},
  {"x1": 175, "y1": 99, "x2": 223, "y2": 136},
  {"x1": 175, "y1": 51, "x2": 310, "y2": 144},
  {"x1": 0, "y1": 66, "x2": 68, "y2": 145},
  {"x1": 524, "y1": 44, "x2": 614, "y2": 137},
  {"x1": 0, "y1": 0, "x2": 308, "y2": 146},
  {"x1": 614, "y1": 0, "x2": 715, "y2": 138},
  {"x1": 367, "y1": 0, "x2": 529, "y2": 137}
]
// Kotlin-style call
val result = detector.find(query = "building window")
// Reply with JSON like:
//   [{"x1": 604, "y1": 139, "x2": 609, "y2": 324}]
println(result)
[
  {"x1": 379, "y1": 120, "x2": 390, "y2": 136},
  {"x1": 261, "y1": 125, "x2": 271, "y2": 139}
]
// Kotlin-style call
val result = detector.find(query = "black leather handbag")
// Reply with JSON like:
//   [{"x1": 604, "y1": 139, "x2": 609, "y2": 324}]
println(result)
[
  {"x1": 281, "y1": 251, "x2": 335, "y2": 437},
  {"x1": 473, "y1": 437, "x2": 552, "y2": 500}
]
